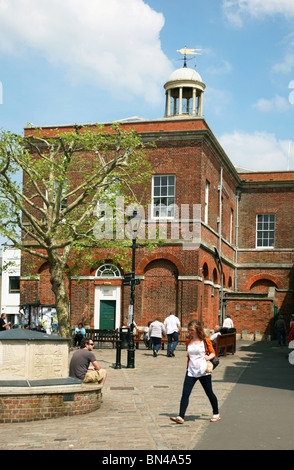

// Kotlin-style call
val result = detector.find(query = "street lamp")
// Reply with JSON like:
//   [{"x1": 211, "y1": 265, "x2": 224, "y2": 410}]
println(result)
[{"x1": 126, "y1": 209, "x2": 142, "y2": 368}]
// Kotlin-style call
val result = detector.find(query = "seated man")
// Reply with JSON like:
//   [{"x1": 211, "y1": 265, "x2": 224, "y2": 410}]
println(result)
[
  {"x1": 210, "y1": 325, "x2": 221, "y2": 343},
  {"x1": 69, "y1": 338, "x2": 107, "y2": 385}
]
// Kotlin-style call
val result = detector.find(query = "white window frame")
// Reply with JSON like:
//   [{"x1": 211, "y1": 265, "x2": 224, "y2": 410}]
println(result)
[
  {"x1": 96, "y1": 264, "x2": 121, "y2": 277},
  {"x1": 151, "y1": 175, "x2": 176, "y2": 219},
  {"x1": 256, "y1": 214, "x2": 275, "y2": 248}
]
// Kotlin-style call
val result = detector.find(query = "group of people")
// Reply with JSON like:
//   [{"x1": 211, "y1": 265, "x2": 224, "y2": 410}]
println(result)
[
  {"x1": 69, "y1": 315, "x2": 220, "y2": 424},
  {"x1": 144, "y1": 312, "x2": 181, "y2": 357},
  {"x1": 14, "y1": 309, "x2": 294, "y2": 426}
]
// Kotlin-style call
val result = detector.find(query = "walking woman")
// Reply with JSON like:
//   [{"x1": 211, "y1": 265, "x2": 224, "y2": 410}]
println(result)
[{"x1": 170, "y1": 320, "x2": 220, "y2": 424}]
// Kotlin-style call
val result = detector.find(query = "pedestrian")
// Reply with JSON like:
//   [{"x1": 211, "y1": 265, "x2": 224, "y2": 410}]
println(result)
[
  {"x1": 223, "y1": 315, "x2": 233, "y2": 329},
  {"x1": 275, "y1": 315, "x2": 286, "y2": 346},
  {"x1": 0, "y1": 313, "x2": 11, "y2": 331},
  {"x1": 164, "y1": 312, "x2": 181, "y2": 357},
  {"x1": 149, "y1": 318, "x2": 166, "y2": 357},
  {"x1": 170, "y1": 320, "x2": 220, "y2": 424},
  {"x1": 69, "y1": 338, "x2": 107, "y2": 384},
  {"x1": 73, "y1": 322, "x2": 86, "y2": 346}
]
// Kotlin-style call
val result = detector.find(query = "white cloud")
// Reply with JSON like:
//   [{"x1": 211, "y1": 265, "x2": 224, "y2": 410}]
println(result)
[
  {"x1": 0, "y1": 0, "x2": 172, "y2": 105},
  {"x1": 253, "y1": 94, "x2": 290, "y2": 113},
  {"x1": 219, "y1": 130, "x2": 292, "y2": 171},
  {"x1": 223, "y1": 0, "x2": 294, "y2": 27}
]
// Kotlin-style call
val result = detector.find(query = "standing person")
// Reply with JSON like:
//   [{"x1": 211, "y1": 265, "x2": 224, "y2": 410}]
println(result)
[
  {"x1": 69, "y1": 338, "x2": 107, "y2": 384},
  {"x1": 164, "y1": 312, "x2": 181, "y2": 357},
  {"x1": 0, "y1": 313, "x2": 11, "y2": 331},
  {"x1": 73, "y1": 322, "x2": 86, "y2": 347},
  {"x1": 170, "y1": 320, "x2": 220, "y2": 424},
  {"x1": 275, "y1": 315, "x2": 286, "y2": 346},
  {"x1": 222, "y1": 315, "x2": 233, "y2": 329},
  {"x1": 149, "y1": 318, "x2": 166, "y2": 357}
]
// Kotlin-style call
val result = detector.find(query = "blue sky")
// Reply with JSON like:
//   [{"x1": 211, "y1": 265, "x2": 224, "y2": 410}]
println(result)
[{"x1": 0, "y1": 0, "x2": 294, "y2": 171}]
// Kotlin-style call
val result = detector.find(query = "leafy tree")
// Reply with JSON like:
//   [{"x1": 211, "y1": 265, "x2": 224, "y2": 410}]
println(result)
[{"x1": 0, "y1": 124, "x2": 152, "y2": 338}]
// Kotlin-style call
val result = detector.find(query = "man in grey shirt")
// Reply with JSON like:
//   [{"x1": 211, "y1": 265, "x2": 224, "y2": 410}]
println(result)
[
  {"x1": 149, "y1": 318, "x2": 166, "y2": 357},
  {"x1": 69, "y1": 338, "x2": 107, "y2": 384}
]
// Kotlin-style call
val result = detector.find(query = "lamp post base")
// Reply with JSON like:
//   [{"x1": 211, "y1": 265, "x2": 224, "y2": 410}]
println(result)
[{"x1": 127, "y1": 348, "x2": 135, "y2": 368}]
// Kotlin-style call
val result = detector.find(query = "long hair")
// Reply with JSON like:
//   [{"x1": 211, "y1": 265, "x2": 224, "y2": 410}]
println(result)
[{"x1": 187, "y1": 320, "x2": 206, "y2": 341}]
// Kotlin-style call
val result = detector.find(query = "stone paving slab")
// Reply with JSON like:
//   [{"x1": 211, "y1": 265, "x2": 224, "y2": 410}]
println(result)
[{"x1": 0, "y1": 341, "x2": 256, "y2": 451}]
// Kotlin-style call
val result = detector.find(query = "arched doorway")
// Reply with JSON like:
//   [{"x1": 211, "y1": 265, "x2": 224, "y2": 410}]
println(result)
[
  {"x1": 142, "y1": 259, "x2": 178, "y2": 324},
  {"x1": 94, "y1": 264, "x2": 121, "y2": 329}
]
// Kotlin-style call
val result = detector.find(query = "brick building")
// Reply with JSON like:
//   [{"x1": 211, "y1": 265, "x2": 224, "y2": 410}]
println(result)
[{"x1": 20, "y1": 58, "x2": 294, "y2": 339}]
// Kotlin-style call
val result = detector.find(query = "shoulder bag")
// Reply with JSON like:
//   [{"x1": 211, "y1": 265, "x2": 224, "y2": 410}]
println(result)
[{"x1": 204, "y1": 338, "x2": 219, "y2": 372}]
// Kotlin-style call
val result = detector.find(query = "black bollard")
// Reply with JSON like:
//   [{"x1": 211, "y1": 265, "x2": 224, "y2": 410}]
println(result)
[{"x1": 115, "y1": 339, "x2": 122, "y2": 369}]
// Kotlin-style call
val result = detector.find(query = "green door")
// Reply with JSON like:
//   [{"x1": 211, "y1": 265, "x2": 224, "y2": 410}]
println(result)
[{"x1": 100, "y1": 300, "x2": 116, "y2": 329}]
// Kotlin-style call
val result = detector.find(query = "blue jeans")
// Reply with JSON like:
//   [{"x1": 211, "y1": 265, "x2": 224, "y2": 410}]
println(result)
[
  {"x1": 277, "y1": 328, "x2": 286, "y2": 346},
  {"x1": 179, "y1": 372, "x2": 219, "y2": 419},
  {"x1": 167, "y1": 331, "x2": 179, "y2": 356},
  {"x1": 151, "y1": 337, "x2": 162, "y2": 353}
]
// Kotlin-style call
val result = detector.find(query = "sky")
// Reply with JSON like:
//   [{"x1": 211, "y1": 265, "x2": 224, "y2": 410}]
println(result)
[{"x1": 0, "y1": 0, "x2": 294, "y2": 172}]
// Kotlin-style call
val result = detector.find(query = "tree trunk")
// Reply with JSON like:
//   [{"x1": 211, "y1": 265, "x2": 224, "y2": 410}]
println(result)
[{"x1": 48, "y1": 250, "x2": 72, "y2": 338}]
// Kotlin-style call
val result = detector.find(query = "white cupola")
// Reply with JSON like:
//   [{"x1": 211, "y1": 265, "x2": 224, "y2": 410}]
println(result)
[{"x1": 164, "y1": 47, "x2": 206, "y2": 118}]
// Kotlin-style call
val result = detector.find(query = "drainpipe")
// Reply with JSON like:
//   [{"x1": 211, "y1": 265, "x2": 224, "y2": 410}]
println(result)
[{"x1": 234, "y1": 188, "x2": 241, "y2": 292}]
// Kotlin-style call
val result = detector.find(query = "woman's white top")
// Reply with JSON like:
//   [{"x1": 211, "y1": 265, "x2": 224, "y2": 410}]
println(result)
[{"x1": 187, "y1": 341, "x2": 209, "y2": 377}]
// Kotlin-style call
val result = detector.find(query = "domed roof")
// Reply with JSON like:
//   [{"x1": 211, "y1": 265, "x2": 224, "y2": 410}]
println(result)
[{"x1": 167, "y1": 66, "x2": 203, "y2": 83}]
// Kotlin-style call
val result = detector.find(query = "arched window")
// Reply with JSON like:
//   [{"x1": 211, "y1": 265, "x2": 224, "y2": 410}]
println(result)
[
  {"x1": 202, "y1": 263, "x2": 209, "y2": 280},
  {"x1": 96, "y1": 264, "x2": 121, "y2": 277}
]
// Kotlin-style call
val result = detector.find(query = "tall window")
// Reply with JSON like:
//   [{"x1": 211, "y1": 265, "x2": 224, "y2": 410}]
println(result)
[
  {"x1": 152, "y1": 175, "x2": 175, "y2": 218},
  {"x1": 230, "y1": 208, "x2": 234, "y2": 244},
  {"x1": 204, "y1": 181, "x2": 210, "y2": 224},
  {"x1": 256, "y1": 214, "x2": 275, "y2": 248}
]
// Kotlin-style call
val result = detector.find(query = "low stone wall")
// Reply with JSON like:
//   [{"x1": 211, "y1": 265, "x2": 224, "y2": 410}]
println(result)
[{"x1": 0, "y1": 383, "x2": 102, "y2": 423}]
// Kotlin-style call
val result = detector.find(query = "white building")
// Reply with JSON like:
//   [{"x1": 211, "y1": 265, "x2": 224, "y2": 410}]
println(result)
[{"x1": 1, "y1": 247, "x2": 21, "y2": 327}]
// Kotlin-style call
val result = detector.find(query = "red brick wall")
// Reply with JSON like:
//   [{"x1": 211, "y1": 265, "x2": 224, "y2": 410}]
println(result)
[
  {"x1": 225, "y1": 298, "x2": 275, "y2": 336},
  {"x1": 0, "y1": 388, "x2": 101, "y2": 423},
  {"x1": 238, "y1": 185, "x2": 294, "y2": 250}
]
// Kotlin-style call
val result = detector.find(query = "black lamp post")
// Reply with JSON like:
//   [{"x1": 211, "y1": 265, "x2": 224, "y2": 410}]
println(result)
[
  {"x1": 126, "y1": 209, "x2": 142, "y2": 369},
  {"x1": 214, "y1": 246, "x2": 224, "y2": 325}
]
